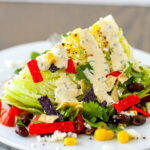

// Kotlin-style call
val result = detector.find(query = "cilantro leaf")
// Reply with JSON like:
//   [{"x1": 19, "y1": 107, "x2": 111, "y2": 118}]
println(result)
[
  {"x1": 30, "y1": 52, "x2": 40, "y2": 59},
  {"x1": 82, "y1": 101, "x2": 115, "y2": 127},
  {"x1": 76, "y1": 64, "x2": 93, "y2": 83},
  {"x1": 82, "y1": 115, "x2": 102, "y2": 127},
  {"x1": 14, "y1": 68, "x2": 22, "y2": 75}
]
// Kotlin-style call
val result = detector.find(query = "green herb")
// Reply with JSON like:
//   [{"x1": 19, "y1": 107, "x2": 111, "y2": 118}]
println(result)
[
  {"x1": 16, "y1": 119, "x2": 26, "y2": 127},
  {"x1": 30, "y1": 52, "x2": 40, "y2": 59},
  {"x1": 61, "y1": 33, "x2": 70, "y2": 38},
  {"x1": 80, "y1": 49, "x2": 84, "y2": 54},
  {"x1": 58, "y1": 107, "x2": 79, "y2": 121},
  {"x1": 82, "y1": 115, "x2": 102, "y2": 127},
  {"x1": 14, "y1": 68, "x2": 22, "y2": 75},
  {"x1": 124, "y1": 61, "x2": 133, "y2": 78},
  {"x1": 82, "y1": 101, "x2": 115, "y2": 127},
  {"x1": 30, "y1": 120, "x2": 43, "y2": 124},
  {"x1": 41, "y1": 50, "x2": 50, "y2": 54},
  {"x1": 105, "y1": 52, "x2": 111, "y2": 61},
  {"x1": 76, "y1": 64, "x2": 93, "y2": 84},
  {"x1": 108, "y1": 124, "x2": 123, "y2": 132}
]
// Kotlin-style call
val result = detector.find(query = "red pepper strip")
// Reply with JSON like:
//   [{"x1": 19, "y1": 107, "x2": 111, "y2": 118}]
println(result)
[
  {"x1": 132, "y1": 106, "x2": 150, "y2": 117},
  {"x1": 28, "y1": 121, "x2": 75, "y2": 135},
  {"x1": 113, "y1": 94, "x2": 140, "y2": 113},
  {"x1": 65, "y1": 59, "x2": 76, "y2": 74},
  {"x1": 106, "y1": 71, "x2": 122, "y2": 78},
  {"x1": 12, "y1": 106, "x2": 23, "y2": 116},
  {"x1": 0, "y1": 100, "x2": 1, "y2": 114},
  {"x1": 27, "y1": 59, "x2": 43, "y2": 83},
  {"x1": 0, "y1": 108, "x2": 15, "y2": 127}
]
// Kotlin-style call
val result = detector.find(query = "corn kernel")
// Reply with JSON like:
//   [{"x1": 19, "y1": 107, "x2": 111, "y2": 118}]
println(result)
[
  {"x1": 94, "y1": 128, "x2": 107, "y2": 141},
  {"x1": 64, "y1": 137, "x2": 77, "y2": 146},
  {"x1": 94, "y1": 128, "x2": 115, "y2": 141},
  {"x1": 118, "y1": 130, "x2": 129, "y2": 144},
  {"x1": 106, "y1": 130, "x2": 115, "y2": 140},
  {"x1": 47, "y1": 52, "x2": 55, "y2": 65}
]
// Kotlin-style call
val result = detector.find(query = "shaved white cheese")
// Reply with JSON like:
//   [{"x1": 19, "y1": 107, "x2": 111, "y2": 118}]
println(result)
[
  {"x1": 55, "y1": 73, "x2": 82, "y2": 105},
  {"x1": 99, "y1": 15, "x2": 128, "y2": 71},
  {"x1": 50, "y1": 45, "x2": 68, "y2": 68},
  {"x1": 79, "y1": 29, "x2": 113, "y2": 103},
  {"x1": 38, "y1": 114, "x2": 58, "y2": 123}
]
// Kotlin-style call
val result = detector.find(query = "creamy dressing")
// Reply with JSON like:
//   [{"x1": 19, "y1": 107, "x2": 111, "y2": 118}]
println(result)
[
  {"x1": 50, "y1": 45, "x2": 68, "y2": 68},
  {"x1": 55, "y1": 73, "x2": 82, "y2": 105},
  {"x1": 99, "y1": 15, "x2": 128, "y2": 71},
  {"x1": 79, "y1": 29, "x2": 114, "y2": 103},
  {"x1": 37, "y1": 44, "x2": 68, "y2": 71},
  {"x1": 37, "y1": 53, "x2": 51, "y2": 71}
]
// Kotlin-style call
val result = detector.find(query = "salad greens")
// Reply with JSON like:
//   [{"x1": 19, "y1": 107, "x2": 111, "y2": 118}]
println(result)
[
  {"x1": 76, "y1": 64, "x2": 93, "y2": 84},
  {"x1": 82, "y1": 101, "x2": 115, "y2": 127},
  {"x1": 58, "y1": 107, "x2": 79, "y2": 121},
  {"x1": 30, "y1": 52, "x2": 40, "y2": 59}
]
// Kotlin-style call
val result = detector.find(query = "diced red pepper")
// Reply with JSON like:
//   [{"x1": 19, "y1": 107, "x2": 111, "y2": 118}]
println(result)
[
  {"x1": 113, "y1": 94, "x2": 140, "y2": 113},
  {"x1": 73, "y1": 114, "x2": 84, "y2": 134},
  {"x1": 27, "y1": 59, "x2": 43, "y2": 83},
  {"x1": 28, "y1": 121, "x2": 75, "y2": 135},
  {"x1": 0, "y1": 108, "x2": 15, "y2": 127},
  {"x1": 12, "y1": 106, "x2": 23, "y2": 116},
  {"x1": 132, "y1": 106, "x2": 150, "y2": 117},
  {"x1": 106, "y1": 71, "x2": 122, "y2": 78},
  {"x1": 0, "y1": 100, "x2": 2, "y2": 114},
  {"x1": 65, "y1": 59, "x2": 76, "y2": 74}
]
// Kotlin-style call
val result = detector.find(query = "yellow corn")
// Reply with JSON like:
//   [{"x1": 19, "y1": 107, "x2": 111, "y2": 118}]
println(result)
[
  {"x1": 106, "y1": 130, "x2": 115, "y2": 140},
  {"x1": 94, "y1": 128, "x2": 107, "y2": 141},
  {"x1": 64, "y1": 137, "x2": 77, "y2": 146},
  {"x1": 94, "y1": 128, "x2": 114, "y2": 141},
  {"x1": 118, "y1": 130, "x2": 129, "y2": 144},
  {"x1": 47, "y1": 52, "x2": 55, "y2": 65}
]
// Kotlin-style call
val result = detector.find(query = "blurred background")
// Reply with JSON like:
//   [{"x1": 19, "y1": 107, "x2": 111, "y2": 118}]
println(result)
[{"x1": 0, "y1": 0, "x2": 150, "y2": 52}]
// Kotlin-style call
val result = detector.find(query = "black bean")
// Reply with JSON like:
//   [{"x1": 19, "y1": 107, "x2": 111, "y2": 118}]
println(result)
[
  {"x1": 15, "y1": 125, "x2": 29, "y2": 137},
  {"x1": 22, "y1": 113, "x2": 33, "y2": 126},
  {"x1": 132, "y1": 115, "x2": 146, "y2": 126},
  {"x1": 113, "y1": 114, "x2": 132, "y2": 125},
  {"x1": 141, "y1": 95, "x2": 150, "y2": 103},
  {"x1": 127, "y1": 83, "x2": 144, "y2": 92}
]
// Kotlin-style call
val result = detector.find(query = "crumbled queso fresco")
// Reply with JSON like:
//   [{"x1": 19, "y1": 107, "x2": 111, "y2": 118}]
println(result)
[{"x1": 37, "y1": 130, "x2": 77, "y2": 142}]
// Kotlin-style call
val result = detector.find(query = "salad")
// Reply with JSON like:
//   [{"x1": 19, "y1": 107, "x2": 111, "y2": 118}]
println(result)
[{"x1": 0, "y1": 15, "x2": 150, "y2": 146}]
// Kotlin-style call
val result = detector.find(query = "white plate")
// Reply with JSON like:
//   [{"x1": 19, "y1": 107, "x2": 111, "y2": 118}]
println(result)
[{"x1": 0, "y1": 41, "x2": 150, "y2": 150}]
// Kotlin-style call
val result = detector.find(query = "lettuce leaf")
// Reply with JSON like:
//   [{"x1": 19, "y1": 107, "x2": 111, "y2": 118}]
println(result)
[{"x1": 118, "y1": 28, "x2": 133, "y2": 59}]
